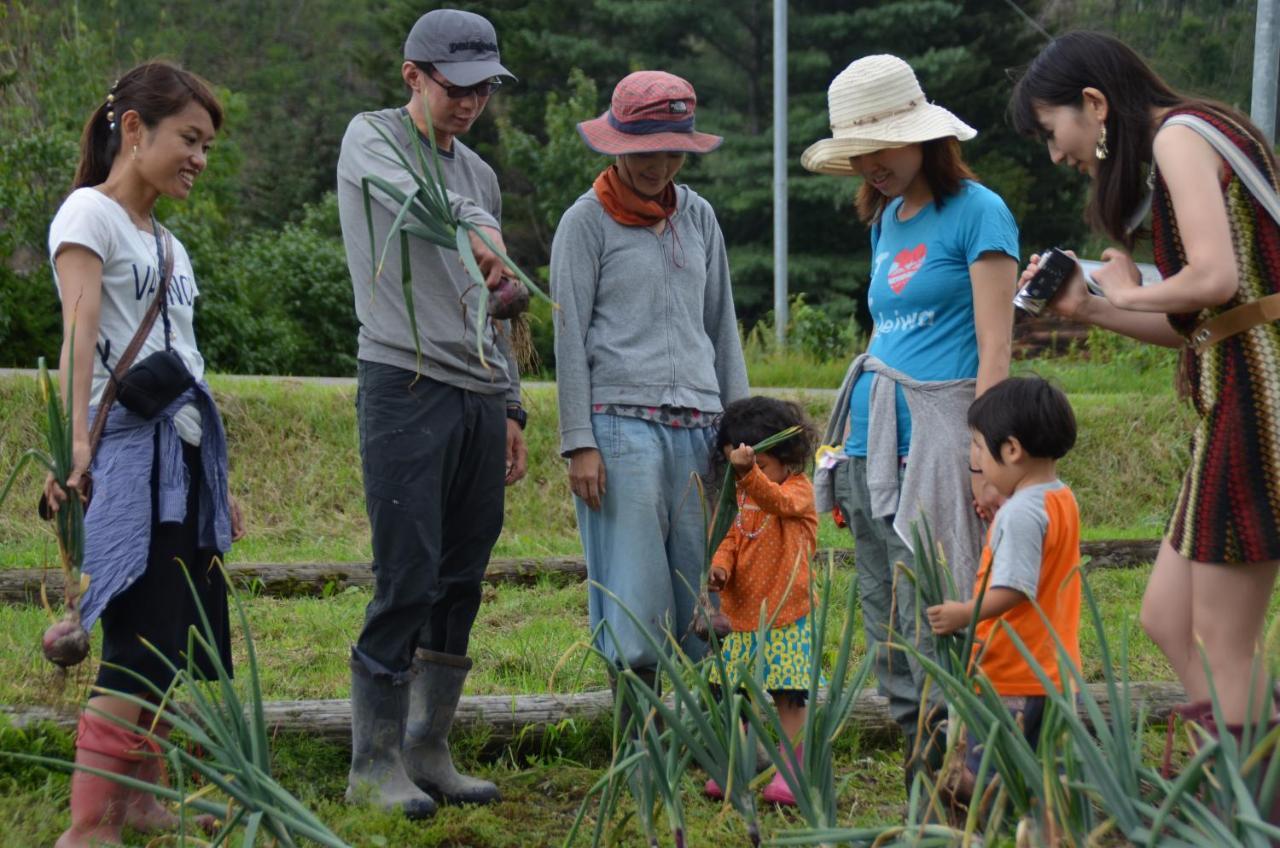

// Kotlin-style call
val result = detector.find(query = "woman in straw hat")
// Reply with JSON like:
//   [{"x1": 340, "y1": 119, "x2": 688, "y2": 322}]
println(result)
[
  {"x1": 803, "y1": 55, "x2": 1019, "y2": 795},
  {"x1": 551, "y1": 70, "x2": 749, "y2": 689}
]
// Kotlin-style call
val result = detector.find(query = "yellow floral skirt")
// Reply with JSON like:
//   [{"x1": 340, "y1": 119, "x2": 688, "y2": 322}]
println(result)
[{"x1": 706, "y1": 615, "x2": 815, "y2": 692}]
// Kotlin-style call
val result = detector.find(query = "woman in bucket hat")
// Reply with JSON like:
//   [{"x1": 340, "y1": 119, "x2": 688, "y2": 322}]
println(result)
[
  {"x1": 804, "y1": 55, "x2": 1019, "y2": 797},
  {"x1": 551, "y1": 70, "x2": 749, "y2": 696}
]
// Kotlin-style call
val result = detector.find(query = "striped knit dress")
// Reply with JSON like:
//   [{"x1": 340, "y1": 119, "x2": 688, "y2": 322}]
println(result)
[{"x1": 1150, "y1": 107, "x2": 1280, "y2": 564}]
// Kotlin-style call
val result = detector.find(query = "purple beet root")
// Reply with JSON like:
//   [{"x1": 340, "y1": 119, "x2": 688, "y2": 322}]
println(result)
[
  {"x1": 488, "y1": 276, "x2": 530, "y2": 320},
  {"x1": 43, "y1": 615, "x2": 90, "y2": 668}
]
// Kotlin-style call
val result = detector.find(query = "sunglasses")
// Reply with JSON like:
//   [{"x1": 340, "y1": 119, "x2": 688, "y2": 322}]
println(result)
[{"x1": 427, "y1": 71, "x2": 502, "y2": 99}]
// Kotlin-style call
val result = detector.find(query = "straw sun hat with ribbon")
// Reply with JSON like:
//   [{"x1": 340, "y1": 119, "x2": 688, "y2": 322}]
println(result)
[
  {"x1": 801, "y1": 55, "x2": 976, "y2": 177},
  {"x1": 578, "y1": 70, "x2": 723, "y2": 156}
]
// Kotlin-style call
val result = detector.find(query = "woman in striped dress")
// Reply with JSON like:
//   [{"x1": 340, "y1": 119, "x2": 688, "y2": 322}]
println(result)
[{"x1": 1010, "y1": 32, "x2": 1280, "y2": 731}]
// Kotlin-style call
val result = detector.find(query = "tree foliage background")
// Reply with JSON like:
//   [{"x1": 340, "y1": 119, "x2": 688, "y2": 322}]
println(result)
[{"x1": 0, "y1": 0, "x2": 1263, "y2": 374}]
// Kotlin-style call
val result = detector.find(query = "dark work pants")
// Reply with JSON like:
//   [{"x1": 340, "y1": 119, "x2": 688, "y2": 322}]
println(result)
[{"x1": 354, "y1": 361, "x2": 506, "y2": 675}]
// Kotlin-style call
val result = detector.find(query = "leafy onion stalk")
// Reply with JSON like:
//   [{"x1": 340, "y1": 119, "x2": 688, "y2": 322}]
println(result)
[
  {"x1": 360, "y1": 111, "x2": 556, "y2": 373},
  {"x1": 0, "y1": 353, "x2": 90, "y2": 668}
]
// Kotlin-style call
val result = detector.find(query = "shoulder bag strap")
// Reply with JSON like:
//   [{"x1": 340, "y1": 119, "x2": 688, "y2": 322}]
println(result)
[
  {"x1": 1160, "y1": 116, "x2": 1280, "y2": 353},
  {"x1": 1161, "y1": 114, "x2": 1280, "y2": 226},
  {"x1": 86, "y1": 221, "x2": 176, "y2": 457}
]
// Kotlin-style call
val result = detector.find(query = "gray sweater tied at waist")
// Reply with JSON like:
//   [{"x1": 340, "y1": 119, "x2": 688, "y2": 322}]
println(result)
[{"x1": 818, "y1": 354, "x2": 983, "y2": 598}]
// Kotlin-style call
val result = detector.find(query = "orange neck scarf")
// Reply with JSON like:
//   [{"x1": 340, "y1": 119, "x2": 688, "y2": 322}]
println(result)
[{"x1": 593, "y1": 165, "x2": 677, "y2": 227}]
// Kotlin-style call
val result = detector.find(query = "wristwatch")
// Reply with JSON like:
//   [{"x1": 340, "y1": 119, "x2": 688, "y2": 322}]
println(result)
[{"x1": 505, "y1": 404, "x2": 527, "y2": 430}]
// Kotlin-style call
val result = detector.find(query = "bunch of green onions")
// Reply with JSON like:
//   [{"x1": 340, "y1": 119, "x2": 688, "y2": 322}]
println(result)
[{"x1": 360, "y1": 111, "x2": 556, "y2": 372}]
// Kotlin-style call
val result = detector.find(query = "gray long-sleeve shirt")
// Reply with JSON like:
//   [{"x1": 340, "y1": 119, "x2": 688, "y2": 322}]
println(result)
[
  {"x1": 336, "y1": 107, "x2": 519, "y2": 400},
  {"x1": 551, "y1": 184, "x2": 749, "y2": 455}
]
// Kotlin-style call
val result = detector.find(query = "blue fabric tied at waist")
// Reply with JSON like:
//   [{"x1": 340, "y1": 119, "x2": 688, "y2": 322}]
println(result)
[{"x1": 79, "y1": 382, "x2": 232, "y2": 630}]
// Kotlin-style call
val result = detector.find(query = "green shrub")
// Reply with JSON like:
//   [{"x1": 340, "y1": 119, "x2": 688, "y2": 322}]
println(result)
[{"x1": 198, "y1": 194, "x2": 358, "y2": 376}]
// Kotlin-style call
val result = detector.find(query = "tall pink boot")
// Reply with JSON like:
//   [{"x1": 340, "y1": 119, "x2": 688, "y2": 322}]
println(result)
[
  {"x1": 761, "y1": 743, "x2": 802, "y2": 806},
  {"x1": 54, "y1": 712, "x2": 146, "y2": 848}
]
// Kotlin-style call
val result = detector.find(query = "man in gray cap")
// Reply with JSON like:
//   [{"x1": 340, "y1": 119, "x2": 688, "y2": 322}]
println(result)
[{"x1": 335, "y1": 8, "x2": 522, "y2": 819}]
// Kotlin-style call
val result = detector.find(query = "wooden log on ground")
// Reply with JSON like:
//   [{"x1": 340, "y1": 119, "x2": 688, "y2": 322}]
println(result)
[
  {"x1": 0, "y1": 680, "x2": 1186, "y2": 748},
  {"x1": 0, "y1": 541, "x2": 1159, "y2": 604}
]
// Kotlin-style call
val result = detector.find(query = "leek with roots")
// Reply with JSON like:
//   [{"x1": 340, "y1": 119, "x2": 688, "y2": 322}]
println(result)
[
  {"x1": 0, "y1": 352, "x2": 90, "y2": 668},
  {"x1": 360, "y1": 110, "x2": 556, "y2": 373}
]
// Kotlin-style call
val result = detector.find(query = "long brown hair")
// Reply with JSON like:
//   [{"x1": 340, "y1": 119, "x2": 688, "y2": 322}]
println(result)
[
  {"x1": 855, "y1": 137, "x2": 978, "y2": 226},
  {"x1": 1010, "y1": 31, "x2": 1275, "y2": 247},
  {"x1": 75, "y1": 61, "x2": 223, "y2": 189}
]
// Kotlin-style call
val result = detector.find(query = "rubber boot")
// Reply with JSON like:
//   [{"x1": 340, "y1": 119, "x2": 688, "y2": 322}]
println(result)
[
  {"x1": 402, "y1": 649, "x2": 500, "y2": 805},
  {"x1": 761, "y1": 743, "x2": 803, "y2": 806},
  {"x1": 55, "y1": 712, "x2": 144, "y2": 848},
  {"x1": 345, "y1": 655, "x2": 437, "y2": 819}
]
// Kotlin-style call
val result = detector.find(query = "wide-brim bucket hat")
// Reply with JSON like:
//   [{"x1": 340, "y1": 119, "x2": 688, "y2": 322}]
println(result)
[
  {"x1": 578, "y1": 71, "x2": 723, "y2": 156},
  {"x1": 801, "y1": 55, "x2": 976, "y2": 176}
]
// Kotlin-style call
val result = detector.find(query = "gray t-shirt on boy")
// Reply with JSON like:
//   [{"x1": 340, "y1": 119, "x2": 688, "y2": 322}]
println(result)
[{"x1": 986, "y1": 480, "x2": 1070, "y2": 599}]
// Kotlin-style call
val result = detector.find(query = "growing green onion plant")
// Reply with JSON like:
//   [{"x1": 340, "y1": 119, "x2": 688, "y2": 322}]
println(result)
[
  {"x1": 786, "y1": 527, "x2": 1280, "y2": 847},
  {"x1": 360, "y1": 110, "x2": 556, "y2": 372},
  {"x1": 565, "y1": 426, "x2": 885, "y2": 847},
  {"x1": 4, "y1": 562, "x2": 352, "y2": 848}
]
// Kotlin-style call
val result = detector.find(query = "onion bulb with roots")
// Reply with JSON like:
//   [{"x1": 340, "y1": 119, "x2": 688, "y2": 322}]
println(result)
[{"x1": 43, "y1": 613, "x2": 90, "y2": 668}]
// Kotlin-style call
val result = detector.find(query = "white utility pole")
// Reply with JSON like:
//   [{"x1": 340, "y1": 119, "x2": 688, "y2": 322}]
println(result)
[
  {"x1": 1252, "y1": 0, "x2": 1279, "y2": 144},
  {"x1": 773, "y1": 0, "x2": 789, "y2": 345}
]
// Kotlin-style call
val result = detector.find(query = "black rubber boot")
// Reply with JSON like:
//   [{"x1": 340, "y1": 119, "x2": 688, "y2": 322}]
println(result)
[
  {"x1": 345, "y1": 655, "x2": 437, "y2": 819},
  {"x1": 403, "y1": 649, "x2": 500, "y2": 805}
]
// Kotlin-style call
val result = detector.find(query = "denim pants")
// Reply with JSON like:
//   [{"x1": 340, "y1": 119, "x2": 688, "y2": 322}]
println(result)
[
  {"x1": 354, "y1": 361, "x2": 506, "y2": 676},
  {"x1": 833, "y1": 457, "x2": 944, "y2": 732},
  {"x1": 577, "y1": 414, "x2": 714, "y2": 669}
]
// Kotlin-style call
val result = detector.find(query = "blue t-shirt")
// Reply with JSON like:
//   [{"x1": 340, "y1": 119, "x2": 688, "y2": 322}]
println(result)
[{"x1": 846, "y1": 180, "x2": 1019, "y2": 456}]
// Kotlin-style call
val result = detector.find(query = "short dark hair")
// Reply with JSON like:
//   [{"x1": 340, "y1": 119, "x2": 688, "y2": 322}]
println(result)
[
  {"x1": 713, "y1": 397, "x2": 816, "y2": 472},
  {"x1": 968, "y1": 377, "x2": 1076, "y2": 461},
  {"x1": 855, "y1": 137, "x2": 978, "y2": 226}
]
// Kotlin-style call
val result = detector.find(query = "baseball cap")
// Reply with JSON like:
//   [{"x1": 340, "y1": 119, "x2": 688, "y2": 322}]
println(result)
[{"x1": 404, "y1": 9, "x2": 515, "y2": 87}]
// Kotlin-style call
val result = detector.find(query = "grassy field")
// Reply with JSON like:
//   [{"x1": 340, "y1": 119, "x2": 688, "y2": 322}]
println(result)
[
  {"x1": 0, "y1": 347, "x2": 1207, "y2": 846},
  {"x1": 0, "y1": 561, "x2": 1245, "y2": 847},
  {"x1": 0, "y1": 565, "x2": 1224, "y2": 709},
  {"x1": 0, "y1": 349, "x2": 1190, "y2": 569}
]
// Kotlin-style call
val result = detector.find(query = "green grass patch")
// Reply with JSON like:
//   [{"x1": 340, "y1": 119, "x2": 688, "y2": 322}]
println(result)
[
  {"x1": 1, "y1": 365, "x2": 1193, "y2": 569},
  {"x1": 2, "y1": 565, "x2": 1258, "y2": 709},
  {"x1": 0, "y1": 718, "x2": 910, "y2": 848}
]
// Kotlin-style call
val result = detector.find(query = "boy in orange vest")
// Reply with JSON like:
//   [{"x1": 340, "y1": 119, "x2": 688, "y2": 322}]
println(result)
[{"x1": 927, "y1": 376, "x2": 1082, "y2": 805}]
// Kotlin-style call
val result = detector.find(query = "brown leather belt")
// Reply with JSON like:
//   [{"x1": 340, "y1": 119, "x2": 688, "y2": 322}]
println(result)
[{"x1": 1190, "y1": 292, "x2": 1280, "y2": 354}]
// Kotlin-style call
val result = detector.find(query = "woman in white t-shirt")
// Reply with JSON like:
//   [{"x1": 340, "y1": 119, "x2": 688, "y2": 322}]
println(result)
[{"x1": 42, "y1": 61, "x2": 244, "y2": 848}]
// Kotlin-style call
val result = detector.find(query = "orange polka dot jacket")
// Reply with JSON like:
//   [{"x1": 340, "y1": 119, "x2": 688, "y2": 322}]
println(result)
[{"x1": 712, "y1": 466, "x2": 818, "y2": 632}]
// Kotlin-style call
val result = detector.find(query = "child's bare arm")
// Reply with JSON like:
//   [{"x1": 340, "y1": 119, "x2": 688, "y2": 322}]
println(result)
[{"x1": 927, "y1": 588, "x2": 1026, "y2": 635}]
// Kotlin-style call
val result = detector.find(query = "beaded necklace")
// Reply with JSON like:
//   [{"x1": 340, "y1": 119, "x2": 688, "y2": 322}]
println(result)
[{"x1": 734, "y1": 489, "x2": 770, "y2": 539}]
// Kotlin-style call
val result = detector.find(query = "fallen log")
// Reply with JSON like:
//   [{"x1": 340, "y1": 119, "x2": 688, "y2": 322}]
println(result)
[
  {"x1": 0, "y1": 680, "x2": 1185, "y2": 748},
  {"x1": 0, "y1": 540, "x2": 1160, "y2": 604}
]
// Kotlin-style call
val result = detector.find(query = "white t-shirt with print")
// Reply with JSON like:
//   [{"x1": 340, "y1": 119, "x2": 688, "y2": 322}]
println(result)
[{"x1": 48, "y1": 188, "x2": 205, "y2": 444}]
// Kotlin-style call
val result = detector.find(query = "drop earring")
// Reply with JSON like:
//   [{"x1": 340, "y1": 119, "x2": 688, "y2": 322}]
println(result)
[
  {"x1": 1095, "y1": 124, "x2": 1109, "y2": 161},
  {"x1": 131, "y1": 144, "x2": 139, "y2": 160}
]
